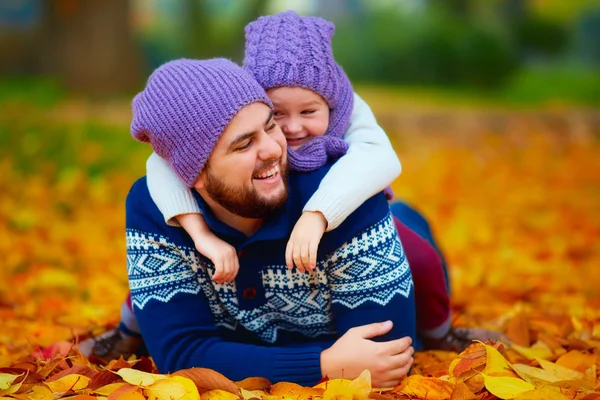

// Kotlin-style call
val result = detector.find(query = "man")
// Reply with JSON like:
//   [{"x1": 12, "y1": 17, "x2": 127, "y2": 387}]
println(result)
[{"x1": 123, "y1": 58, "x2": 416, "y2": 387}]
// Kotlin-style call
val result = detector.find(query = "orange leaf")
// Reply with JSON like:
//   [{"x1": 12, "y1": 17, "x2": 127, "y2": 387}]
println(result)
[
  {"x1": 395, "y1": 375, "x2": 454, "y2": 399},
  {"x1": 449, "y1": 343, "x2": 487, "y2": 382},
  {"x1": 556, "y1": 350, "x2": 597, "y2": 373},
  {"x1": 270, "y1": 382, "x2": 324, "y2": 399},
  {"x1": 506, "y1": 313, "x2": 531, "y2": 347},
  {"x1": 173, "y1": 367, "x2": 240, "y2": 396},
  {"x1": 235, "y1": 377, "x2": 271, "y2": 391},
  {"x1": 449, "y1": 381, "x2": 480, "y2": 400}
]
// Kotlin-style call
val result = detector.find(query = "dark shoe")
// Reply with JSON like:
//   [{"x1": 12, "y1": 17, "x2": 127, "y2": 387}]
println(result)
[
  {"x1": 423, "y1": 327, "x2": 505, "y2": 353},
  {"x1": 78, "y1": 328, "x2": 142, "y2": 362}
]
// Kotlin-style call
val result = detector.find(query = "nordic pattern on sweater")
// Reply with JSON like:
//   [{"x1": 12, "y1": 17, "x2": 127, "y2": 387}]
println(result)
[{"x1": 127, "y1": 213, "x2": 411, "y2": 344}]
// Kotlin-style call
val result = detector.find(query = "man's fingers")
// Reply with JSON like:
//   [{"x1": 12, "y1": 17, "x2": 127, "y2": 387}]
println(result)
[
  {"x1": 389, "y1": 346, "x2": 414, "y2": 368},
  {"x1": 383, "y1": 336, "x2": 413, "y2": 355},
  {"x1": 350, "y1": 321, "x2": 393, "y2": 339}
]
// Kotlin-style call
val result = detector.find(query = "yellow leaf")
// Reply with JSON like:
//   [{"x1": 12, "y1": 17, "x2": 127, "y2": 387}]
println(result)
[
  {"x1": 200, "y1": 389, "x2": 240, "y2": 400},
  {"x1": 116, "y1": 368, "x2": 166, "y2": 387},
  {"x1": 321, "y1": 370, "x2": 371, "y2": 400},
  {"x1": 144, "y1": 376, "x2": 200, "y2": 400},
  {"x1": 511, "y1": 343, "x2": 553, "y2": 361},
  {"x1": 46, "y1": 374, "x2": 91, "y2": 392},
  {"x1": 115, "y1": 393, "x2": 145, "y2": 400},
  {"x1": 0, "y1": 373, "x2": 20, "y2": 391},
  {"x1": 239, "y1": 388, "x2": 267, "y2": 400},
  {"x1": 536, "y1": 358, "x2": 584, "y2": 381},
  {"x1": 481, "y1": 373, "x2": 535, "y2": 399},
  {"x1": 26, "y1": 385, "x2": 54, "y2": 400},
  {"x1": 314, "y1": 378, "x2": 353, "y2": 390},
  {"x1": 512, "y1": 386, "x2": 571, "y2": 400},
  {"x1": 94, "y1": 382, "x2": 128, "y2": 396},
  {"x1": 511, "y1": 363, "x2": 563, "y2": 386},
  {"x1": 484, "y1": 344, "x2": 513, "y2": 375}
]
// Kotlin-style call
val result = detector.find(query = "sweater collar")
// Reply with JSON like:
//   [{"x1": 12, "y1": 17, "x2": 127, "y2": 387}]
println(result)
[{"x1": 191, "y1": 186, "x2": 294, "y2": 247}]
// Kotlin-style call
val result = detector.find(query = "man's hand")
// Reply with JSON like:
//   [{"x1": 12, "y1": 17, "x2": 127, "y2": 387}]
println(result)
[
  {"x1": 286, "y1": 211, "x2": 327, "y2": 272},
  {"x1": 320, "y1": 321, "x2": 414, "y2": 388}
]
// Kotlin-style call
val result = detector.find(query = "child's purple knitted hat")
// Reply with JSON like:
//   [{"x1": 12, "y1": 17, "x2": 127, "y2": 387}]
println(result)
[
  {"x1": 131, "y1": 58, "x2": 272, "y2": 187},
  {"x1": 243, "y1": 10, "x2": 354, "y2": 172}
]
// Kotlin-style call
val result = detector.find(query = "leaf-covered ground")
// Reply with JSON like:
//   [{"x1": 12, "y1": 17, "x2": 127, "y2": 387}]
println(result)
[{"x1": 0, "y1": 96, "x2": 599, "y2": 399}]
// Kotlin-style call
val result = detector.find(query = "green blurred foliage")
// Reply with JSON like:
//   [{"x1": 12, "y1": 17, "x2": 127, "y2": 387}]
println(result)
[{"x1": 334, "y1": 6, "x2": 518, "y2": 88}]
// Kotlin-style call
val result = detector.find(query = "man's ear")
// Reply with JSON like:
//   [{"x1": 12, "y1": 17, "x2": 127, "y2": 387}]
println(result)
[{"x1": 193, "y1": 170, "x2": 206, "y2": 190}]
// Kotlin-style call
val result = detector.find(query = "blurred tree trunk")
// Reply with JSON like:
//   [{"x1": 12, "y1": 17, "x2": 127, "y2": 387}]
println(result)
[{"x1": 39, "y1": 0, "x2": 141, "y2": 96}]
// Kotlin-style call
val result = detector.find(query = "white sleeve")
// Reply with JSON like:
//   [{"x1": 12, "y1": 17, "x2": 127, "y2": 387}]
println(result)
[
  {"x1": 302, "y1": 93, "x2": 401, "y2": 231},
  {"x1": 146, "y1": 152, "x2": 202, "y2": 227}
]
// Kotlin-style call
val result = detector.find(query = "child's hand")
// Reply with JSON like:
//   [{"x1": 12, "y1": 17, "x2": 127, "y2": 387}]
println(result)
[
  {"x1": 195, "y1": 235, "x2": 239, "y2": 284},
  {"x1": 176, "y1": 213, "x2": 240, "y2": 284},
  {"x1": 286, "y1": 211, "x2": 327, "y2": 273}
]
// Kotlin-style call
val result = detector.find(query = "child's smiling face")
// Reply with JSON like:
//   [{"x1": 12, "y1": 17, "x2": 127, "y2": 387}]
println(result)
[{"x1": 267, "y1": 87, "x2": 330, "y2": 150}]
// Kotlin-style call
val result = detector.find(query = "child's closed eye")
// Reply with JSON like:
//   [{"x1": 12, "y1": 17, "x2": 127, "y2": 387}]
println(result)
[{"x1": 301, "y1": 110, "x2": 316, "y2": 115}]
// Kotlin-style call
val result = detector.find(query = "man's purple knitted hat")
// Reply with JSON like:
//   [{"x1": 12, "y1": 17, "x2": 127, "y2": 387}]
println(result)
[
  {"x1": 131, "y1": 58, "x2": 272, "y2": 187},
  {"x1": 244, "y1": 10, "x2": 354, "y2": 172}
]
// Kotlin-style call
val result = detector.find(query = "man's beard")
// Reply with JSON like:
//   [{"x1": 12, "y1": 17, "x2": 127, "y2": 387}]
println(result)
[{"x1": 204, "y1": 159, "x2": 289, "y2": 219}]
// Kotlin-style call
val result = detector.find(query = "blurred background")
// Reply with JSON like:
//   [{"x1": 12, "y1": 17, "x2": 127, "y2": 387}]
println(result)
[{"x1": 0, "y1": 0, "x2": 599, "y2": 355}]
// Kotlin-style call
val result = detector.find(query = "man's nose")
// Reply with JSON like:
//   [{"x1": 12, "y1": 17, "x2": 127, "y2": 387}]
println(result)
[{"x1": 258, "y1": 130, "x2": 283, "y2": 160}]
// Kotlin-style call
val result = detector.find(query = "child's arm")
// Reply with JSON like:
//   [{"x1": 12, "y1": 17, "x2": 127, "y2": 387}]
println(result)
[
  {"x1": 146, "y1": 153, "x2": 239, "y2": 283},
  {"x1": 287, "y1": 93, "x2": 401, "y2": 271},
  {"x1": 146, "y1": 152, "x2": 202, "y2": 227}
]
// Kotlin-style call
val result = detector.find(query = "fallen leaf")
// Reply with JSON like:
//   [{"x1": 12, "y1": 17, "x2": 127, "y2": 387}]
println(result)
[
  {"x1": 239, "y1": 388, "x2": 267, "y2": 400},
  {"x1": 45, "y1": 373, "x2": 90, "y2": 392},
  {"x1": 321, "y1": 370, "x2": 371, "y2": 400},
  {"x1": 235, "y1": 377, "x2": 271, "y2": 391},
  {"x1": 511, "y1": 363, "x2": 563, "y2": 386},
  {"x1": 200, "y1": 389, "x2": 241, "y2": 400},
  {"x1": 481, "y1": 373, "x2": 535, "y2": 399},
  {"x1": 93, "y1": 382, "x2": 128, "y2": 396},
  {"x1": 484, "y1": 343, "x2": 514, "y2": 376},
  {"x1": 88, "y1": 369, "x2": 124, "y2": 390},
  {"x1": 0, "y1": 373, "x2": 21, "y2": 390},
  {"x1": 174, "y1": 368, "x2": 240, "y2": 396},
  {"x1": 449, "y1": 381, "x2": 480, "y2": 400},
  {"x1": 513, "y1": 386, "x2": 571, "y2": 399},
  {"x1": 506, "y1": 313, "x2": 531, "y2": 347},
  {"x1": 395, "y1": 375, "x2": 454, "y2": 399},
  {"x1": 556, "y1": 350, "x2": 597, "y2": 373},
  {"x1": 511, "y1": 343, "x2": 553, "y2": 361},
  {"x1": 144, "y1": 376, "x2": 200, "y2": 400},
  {"x1": 107, "y1": 383, "x2": 141, "y2": 400},
  {"x1": 270, "y1": 382, "x2": 323, "y2": 399},
  {"x1": 536, "y1": 358, "x2": 584, "y2": 380},
  {"x1": 116, "y1": 368, "x2": 166, "y2": 387}
]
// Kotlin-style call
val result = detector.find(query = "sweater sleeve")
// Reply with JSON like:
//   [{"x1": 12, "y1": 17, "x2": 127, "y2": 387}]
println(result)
[
  {"x1": 146, "y1": 152, "x2": 202, "y2": 227},
  {"x1": 323, "y1": 211, "x2": 417, "y2": 343},
  {"x1": 303, "y1": 93, "x2": 402, "y2": 231},
  {"x1": 126, "y1": 187, "x2": 324, "y2": 385}
]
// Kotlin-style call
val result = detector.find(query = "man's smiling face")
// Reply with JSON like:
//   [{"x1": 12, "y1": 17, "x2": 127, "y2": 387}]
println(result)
[{"x1": 194, "y1": 102, "x2": 289, "y2": 219}]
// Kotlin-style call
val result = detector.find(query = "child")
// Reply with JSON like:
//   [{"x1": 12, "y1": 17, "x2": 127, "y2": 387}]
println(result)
[{"x1": 83, "y1": 11, "x2": 500, "y2": 361}]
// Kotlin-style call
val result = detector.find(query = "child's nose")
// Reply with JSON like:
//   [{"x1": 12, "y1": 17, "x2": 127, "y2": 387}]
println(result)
[{"x1": 282, "y1": 118, "x2": 302, "y2": 134}]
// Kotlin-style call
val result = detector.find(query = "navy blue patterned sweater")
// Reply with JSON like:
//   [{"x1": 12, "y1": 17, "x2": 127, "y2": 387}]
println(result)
[{"x1": 126, "y1": 164, "x2": 416, "y2": 385}]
